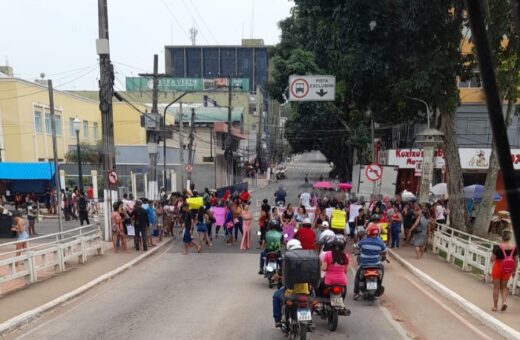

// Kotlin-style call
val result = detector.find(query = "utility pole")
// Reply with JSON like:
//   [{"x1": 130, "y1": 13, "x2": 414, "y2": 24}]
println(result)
[
  {"x1": 226, "y1": 75, "x2": 233, "y2": 186},
  {"x1": 47, "y1": 80, "x2": 63, "y2": 234},
  {"x1": 139, "y1": 54, "x2": 166, "y2": 199},
  {"x1": 179, "y1": 102, "x2": 185, "y2": 191},
  {"x1": 97, "y1": 0, "x2": 115, "y2": 241},
  {"x1": 187, "y1": 108, "x2": 196, "y2": 186}
]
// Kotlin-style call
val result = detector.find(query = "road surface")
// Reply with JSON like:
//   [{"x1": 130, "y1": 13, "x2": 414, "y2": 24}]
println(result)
[{"x1": 8, "y1": 153, "x2": 504, "y2": 340}]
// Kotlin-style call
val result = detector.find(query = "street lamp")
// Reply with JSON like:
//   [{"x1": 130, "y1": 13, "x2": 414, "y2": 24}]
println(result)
[
  {"x1": 73, "y1": 117, "x2": 84, "y2": 192},
  {"x1": 404, "y1": 96, "x2": 432, "y2": 129}
]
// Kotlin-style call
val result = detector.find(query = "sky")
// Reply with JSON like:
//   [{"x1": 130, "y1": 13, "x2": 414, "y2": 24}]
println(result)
[{"x1": 0, "y1": 0, "x2": 294, "y2": 90}]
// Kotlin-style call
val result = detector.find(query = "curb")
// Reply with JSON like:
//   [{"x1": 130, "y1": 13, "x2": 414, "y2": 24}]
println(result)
[
  {"x1": 0, "y1": 237, "x2": 174, "y2": 336},
  {"x1": 389, "y1": 249, "x2": 520, "y2": 340}
]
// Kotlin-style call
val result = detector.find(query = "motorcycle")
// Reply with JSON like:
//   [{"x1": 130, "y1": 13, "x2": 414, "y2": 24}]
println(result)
[
  {"x1": 352, "y1": 244, "x2": 387, "y2": 301},
  {"x1": 314, "y1": 286, "x2": 351, "y2": 331},
  {"x1": 281, "y1": 294, "x2": 315, "y2": 340},
  {"x1": 263, "y1": 251, "x2": 282, "y2": 289},
  {"x1": 359, "y1": 267, "x2": 384, "y2": 301}
]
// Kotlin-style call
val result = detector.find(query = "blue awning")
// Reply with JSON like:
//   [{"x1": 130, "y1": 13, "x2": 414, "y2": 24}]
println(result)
[{"x1": 0, "y1": 162, "x2": 55, "y2": 180}]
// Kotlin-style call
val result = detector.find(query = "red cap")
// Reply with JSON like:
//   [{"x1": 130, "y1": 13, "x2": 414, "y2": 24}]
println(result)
[{"x1": 367, "y1": 224, "x2": 380, "y2": 237}]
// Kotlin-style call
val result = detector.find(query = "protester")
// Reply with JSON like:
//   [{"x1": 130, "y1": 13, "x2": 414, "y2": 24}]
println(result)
[
  {"x1": 111, "y1": 201, "x2": 127, "y2": 252},
  {"x1": 155, "y1": 201, "x2": 164, "y2": 242},
  {"x1": 205, "y1": 208, "x2": 215, "y2": 242},
  {"x1": 78, "y1": 190, "x2": 90, "y2": 226},
  {"x1": 182, "y1": 205, "x2": 201, "y2": 255},
  {"x1": 402, "y1": 203, "x2": 415, "y2": 246},
  {"x1": 196, "y1": 206, "x2": 211, "y2": 250},
  {"x1": 240, "y1": 204, "x2": 252, "y2": 250},
  {"x1": 390, "y1": 211, "x2": 402, "y2": 248},
  {"x1": 409, "y1": 206, "x2": 430, "y2": 259},
  {"x1": 131, "y1": 200, "x2": 148, "y2": 251},
  {"x1": 490, "y1": 230, "x2": 518, "y2": 312},
  {"x1": 11, "y1": 216, "x2": 29, "y2": 258}
]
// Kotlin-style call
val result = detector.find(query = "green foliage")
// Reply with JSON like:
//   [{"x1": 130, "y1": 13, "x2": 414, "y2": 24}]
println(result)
[
  {"x1": 270, "y1": 0, "x2": 472, "y2": 178},
  {"x1": 65, "y1": 141, "x2": 104, "y2": 164}
]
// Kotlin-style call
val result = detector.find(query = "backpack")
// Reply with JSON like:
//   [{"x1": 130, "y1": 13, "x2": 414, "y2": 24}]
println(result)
[
  {"x1": 79, "y1": 196, "x2": 88, "y2": 210},
  {"x1": 500, "y1": 245, "x2": 517, "y2": 275}
]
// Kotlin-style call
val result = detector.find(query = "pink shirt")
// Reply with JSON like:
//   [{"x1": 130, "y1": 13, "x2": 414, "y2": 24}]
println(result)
[{"x1": 323, "y1": 251, "x2": 348, "y2": 286}]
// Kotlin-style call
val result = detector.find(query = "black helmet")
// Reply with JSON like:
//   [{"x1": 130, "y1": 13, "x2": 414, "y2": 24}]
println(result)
[
  {"x1": 269, "y1": 219, "x2": 280, "y2": 230},
  {"x1": 333, "y1": 235, "x2": 347, "y2": 250},
  {"x1": 371, "y1": 214, "x2": 380, "y2": 222}
]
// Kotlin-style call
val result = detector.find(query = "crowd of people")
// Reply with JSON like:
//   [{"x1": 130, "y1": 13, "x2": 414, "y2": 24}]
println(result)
[{"x1": 106, "y1": 185, "x2": 255, "y2": 255}]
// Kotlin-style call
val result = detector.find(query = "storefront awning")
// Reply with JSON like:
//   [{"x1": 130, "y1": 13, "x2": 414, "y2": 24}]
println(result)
[
  {"x1": 213, "y1": 122, "x2": 247, "y2": 140},
  {"x1": 0, "y1": 162, "x2": 55, "y2": 180}
]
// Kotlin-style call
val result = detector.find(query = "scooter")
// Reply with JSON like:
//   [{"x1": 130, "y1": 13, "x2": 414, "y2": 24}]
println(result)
[
  {"x1": 314, "y1": 285, "x2": 351, "y2": 331},
  {"x1": 352, "y1": 244, "x2": 388, "y2": 301}
]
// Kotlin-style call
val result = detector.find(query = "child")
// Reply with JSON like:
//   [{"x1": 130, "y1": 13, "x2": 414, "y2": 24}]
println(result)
[
  {"x1": 155, "y1": 202, "x2": 164, "y2": 242},
  {"x1": 390, "y1": 212, "x2": 402, "y2": 248}
]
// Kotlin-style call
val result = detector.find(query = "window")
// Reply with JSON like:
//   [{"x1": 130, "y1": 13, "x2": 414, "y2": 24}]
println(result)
[
  {"x1": 45, "y1": 113, "x2": 52, "y2": 134},
  {"x1": 93, "y1": 122, "x2": 99, "y2": 139},
  {"x1": 34, "y1": 111, "x2": 42, "y2": 133},
  {"x1": 55, "y1": 115, "x2": 62, "y2": 135},
  {"x1": 69, "y1": 118, "x2": 75, "y2": 136},
  {"x1": 186, "y1": 48, "x2": 202, "y2": 77},
  {"x1": 83, "y1": 121, "x2": 89, "y2": 139}
]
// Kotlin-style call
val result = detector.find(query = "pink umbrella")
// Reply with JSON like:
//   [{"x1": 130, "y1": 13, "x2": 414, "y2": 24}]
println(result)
[
  {"x1": 338, "y1": 183, "x2": 352, "y2": 191},
  {"x1": 313, "y1": 181, "x2": 334, "y2": 189}
]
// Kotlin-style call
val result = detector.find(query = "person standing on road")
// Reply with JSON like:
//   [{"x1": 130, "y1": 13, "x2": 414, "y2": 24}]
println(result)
[
  {"x1": 144, "y1": 199, "x2": 156, "y2": 248},
  {"x1": 155, "y1": 201, "x2": 164, "y2": 242},
  {"x1": 111, "y1": 201, "x2": 127, "y2": 252},
  {"x1": 196, "y1": 206, "x2": 211, "y2": 250},
  {"x1": 78, "y1": 190, "x2": 90, "y2": 226},
  {"x1": 402, "y1": 203, "x2": 415, "y2": 246},
  {"x1": 182, "y1": 205, "x2": 201, "y2": 255},
  {"x1": 240, "y1": 204, "x2": 252, "y2": 250},
  {"x1": 390, "y1": 212, "x2": 402, "y2": 248},
  {"x1": 26, "y1": 198, "x2": 37, "y2": 236},
  {"x1": 300, "y1": 191, "x2": 311, "y2": 208},
  {"x1": 409, "y1": 206, "x2": 429, "y2": 259},
  {"x1": 490, "y1": 230, "x2": 518, "y2": 312},
  {"x1": 131, "y1": 200, "x2": 148, "y2": 251}
]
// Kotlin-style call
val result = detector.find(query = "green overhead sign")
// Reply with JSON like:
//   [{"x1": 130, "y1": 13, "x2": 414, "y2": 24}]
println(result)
[{"x1": 126, "y1": 77, "x2": 249, "y2": 92}]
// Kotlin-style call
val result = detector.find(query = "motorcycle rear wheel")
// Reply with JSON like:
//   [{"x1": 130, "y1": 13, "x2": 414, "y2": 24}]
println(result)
[{"x1": 328, "y1": 310, "x2": 338, "y2": 331}]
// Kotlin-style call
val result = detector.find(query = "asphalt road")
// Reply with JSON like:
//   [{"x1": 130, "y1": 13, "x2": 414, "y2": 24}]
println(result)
[{"x1": 8, "y1": 152, "x2": 504, "y2": 340}]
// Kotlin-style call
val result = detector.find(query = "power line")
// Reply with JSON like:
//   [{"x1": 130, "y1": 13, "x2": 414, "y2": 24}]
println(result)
[
  {"x1": 180, "y1": 0, "x2": 210, "y2": 45},
  {"x1": 188, "y1": 0, "x2": 219, "y2": 44},
  {"x1": 160, "y1": 0, "x2": 192, "y2": 41}
]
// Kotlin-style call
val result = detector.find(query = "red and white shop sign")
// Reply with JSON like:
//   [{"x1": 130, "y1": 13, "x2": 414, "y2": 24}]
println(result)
[{"x1": 380, "y1": 148, "x2": 520, "y2": 170}]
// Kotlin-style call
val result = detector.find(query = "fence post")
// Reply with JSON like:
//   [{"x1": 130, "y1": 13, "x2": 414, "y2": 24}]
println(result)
[
  {"x1": 57, "y1": 244, "x2": 65, "y2": 272},
  {"x1": 27, "y1": 251, "x2": 36, "y2": 283},
  {"x1": 80, "y1": 237, "x2": 87, "y2": 264}
]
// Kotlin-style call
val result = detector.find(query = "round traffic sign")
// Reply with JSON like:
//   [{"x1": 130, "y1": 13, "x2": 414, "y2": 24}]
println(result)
[
  {"x1": 108, "y1": 171, "x2": 118, "y2": 184},
  {"x1": 185, "y1": 164, "x2": 193, "y2": 173},
  {"x1": 365, "y1": 164, "x2": 383, "y2": 182},
  {"x1": 290, "y1": 78, "x2": 310, "y2": 99}
]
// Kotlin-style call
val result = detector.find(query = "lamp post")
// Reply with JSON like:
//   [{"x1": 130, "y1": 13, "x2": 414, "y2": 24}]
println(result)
[
  {"x1": 73, "y1": 117, "x2": 84, "y2": 192},
  {"x1": 404, "y1": 96, "x2": 432, "y2": 129}
]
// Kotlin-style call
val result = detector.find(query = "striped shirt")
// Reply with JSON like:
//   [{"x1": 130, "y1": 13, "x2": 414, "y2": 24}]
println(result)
[{"x1": 358, "y1": 237, "x2": 387, "y2": 266}]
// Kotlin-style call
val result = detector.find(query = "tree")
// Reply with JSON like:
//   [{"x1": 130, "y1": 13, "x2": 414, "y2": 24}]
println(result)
[
  {"x1": 473, "y1": 0, "x2": 520, "y2": 235},
  {"x1": 65, "y1": 141, "x2": 104, "y2": 164}
]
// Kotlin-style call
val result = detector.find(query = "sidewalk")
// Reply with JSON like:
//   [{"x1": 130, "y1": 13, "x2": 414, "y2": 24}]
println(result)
[
  {"x1": 390, "y1": 245, "x2": 520, "y2": 333},
  {"x1": 0, "y1": 237, "x2": 172, "y2": 324}
]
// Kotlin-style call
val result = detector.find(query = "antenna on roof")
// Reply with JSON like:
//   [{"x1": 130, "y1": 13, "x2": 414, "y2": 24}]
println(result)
[{"x1": 189, "y1": 26, "x2": 198, "y2": 46}]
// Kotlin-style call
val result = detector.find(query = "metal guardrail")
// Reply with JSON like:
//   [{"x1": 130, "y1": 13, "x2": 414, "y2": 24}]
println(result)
[
  {"x1": 0, "y1": 224, "x2": 104, "y2": 289},
  {"x1": 432, "y1": 223, "x2": 519, "y2": 294}
]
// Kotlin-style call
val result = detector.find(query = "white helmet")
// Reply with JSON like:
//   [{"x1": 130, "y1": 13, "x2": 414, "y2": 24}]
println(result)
[
  {"x1": 287, "y1": 239, "x2": 302, "y2": 251},
  {"x1": 322, "y1": 221, "x2": 330, "y2": 228}
]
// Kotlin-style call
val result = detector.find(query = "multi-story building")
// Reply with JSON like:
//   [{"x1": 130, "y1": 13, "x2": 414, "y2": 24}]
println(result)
[{"x1": 164, "y1": 39, "x2": 269, "y2": 94}]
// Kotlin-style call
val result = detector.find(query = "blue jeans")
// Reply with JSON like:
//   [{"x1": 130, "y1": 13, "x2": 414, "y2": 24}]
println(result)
[
  {"x1": 273, "y1": 287, "x2": 285, "y2": 322},
  {"x1": 391, "y1": 224, "x2": 400, "y2": 247}
]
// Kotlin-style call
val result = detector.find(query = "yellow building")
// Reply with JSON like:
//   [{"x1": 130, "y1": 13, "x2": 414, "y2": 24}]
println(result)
[{"x1": 0, "y1": 76, "x2": 102, "y2": 162}]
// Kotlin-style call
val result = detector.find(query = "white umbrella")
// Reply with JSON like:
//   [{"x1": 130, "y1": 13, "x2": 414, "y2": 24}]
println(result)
[
  {"x1": 430, "y1": 183, "x2": 448, "y2": 196},
  {"x1": 401, "y1": 190, "x2": 416, "y2": 202}
]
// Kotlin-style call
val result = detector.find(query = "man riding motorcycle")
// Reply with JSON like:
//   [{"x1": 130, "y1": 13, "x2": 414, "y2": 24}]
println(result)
[
  {"x1": 274, "y1": 185, "x2": 287, "y2": 206},
  {"x1": 353, "y1": 221, "x2": 387, "y2": 300},
  {"x1": 272, "y1": 239, "x2": 311, "y2": 329},
  {"x1": 259, "y1": 219, "x2": 283, "y2": 275}
]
